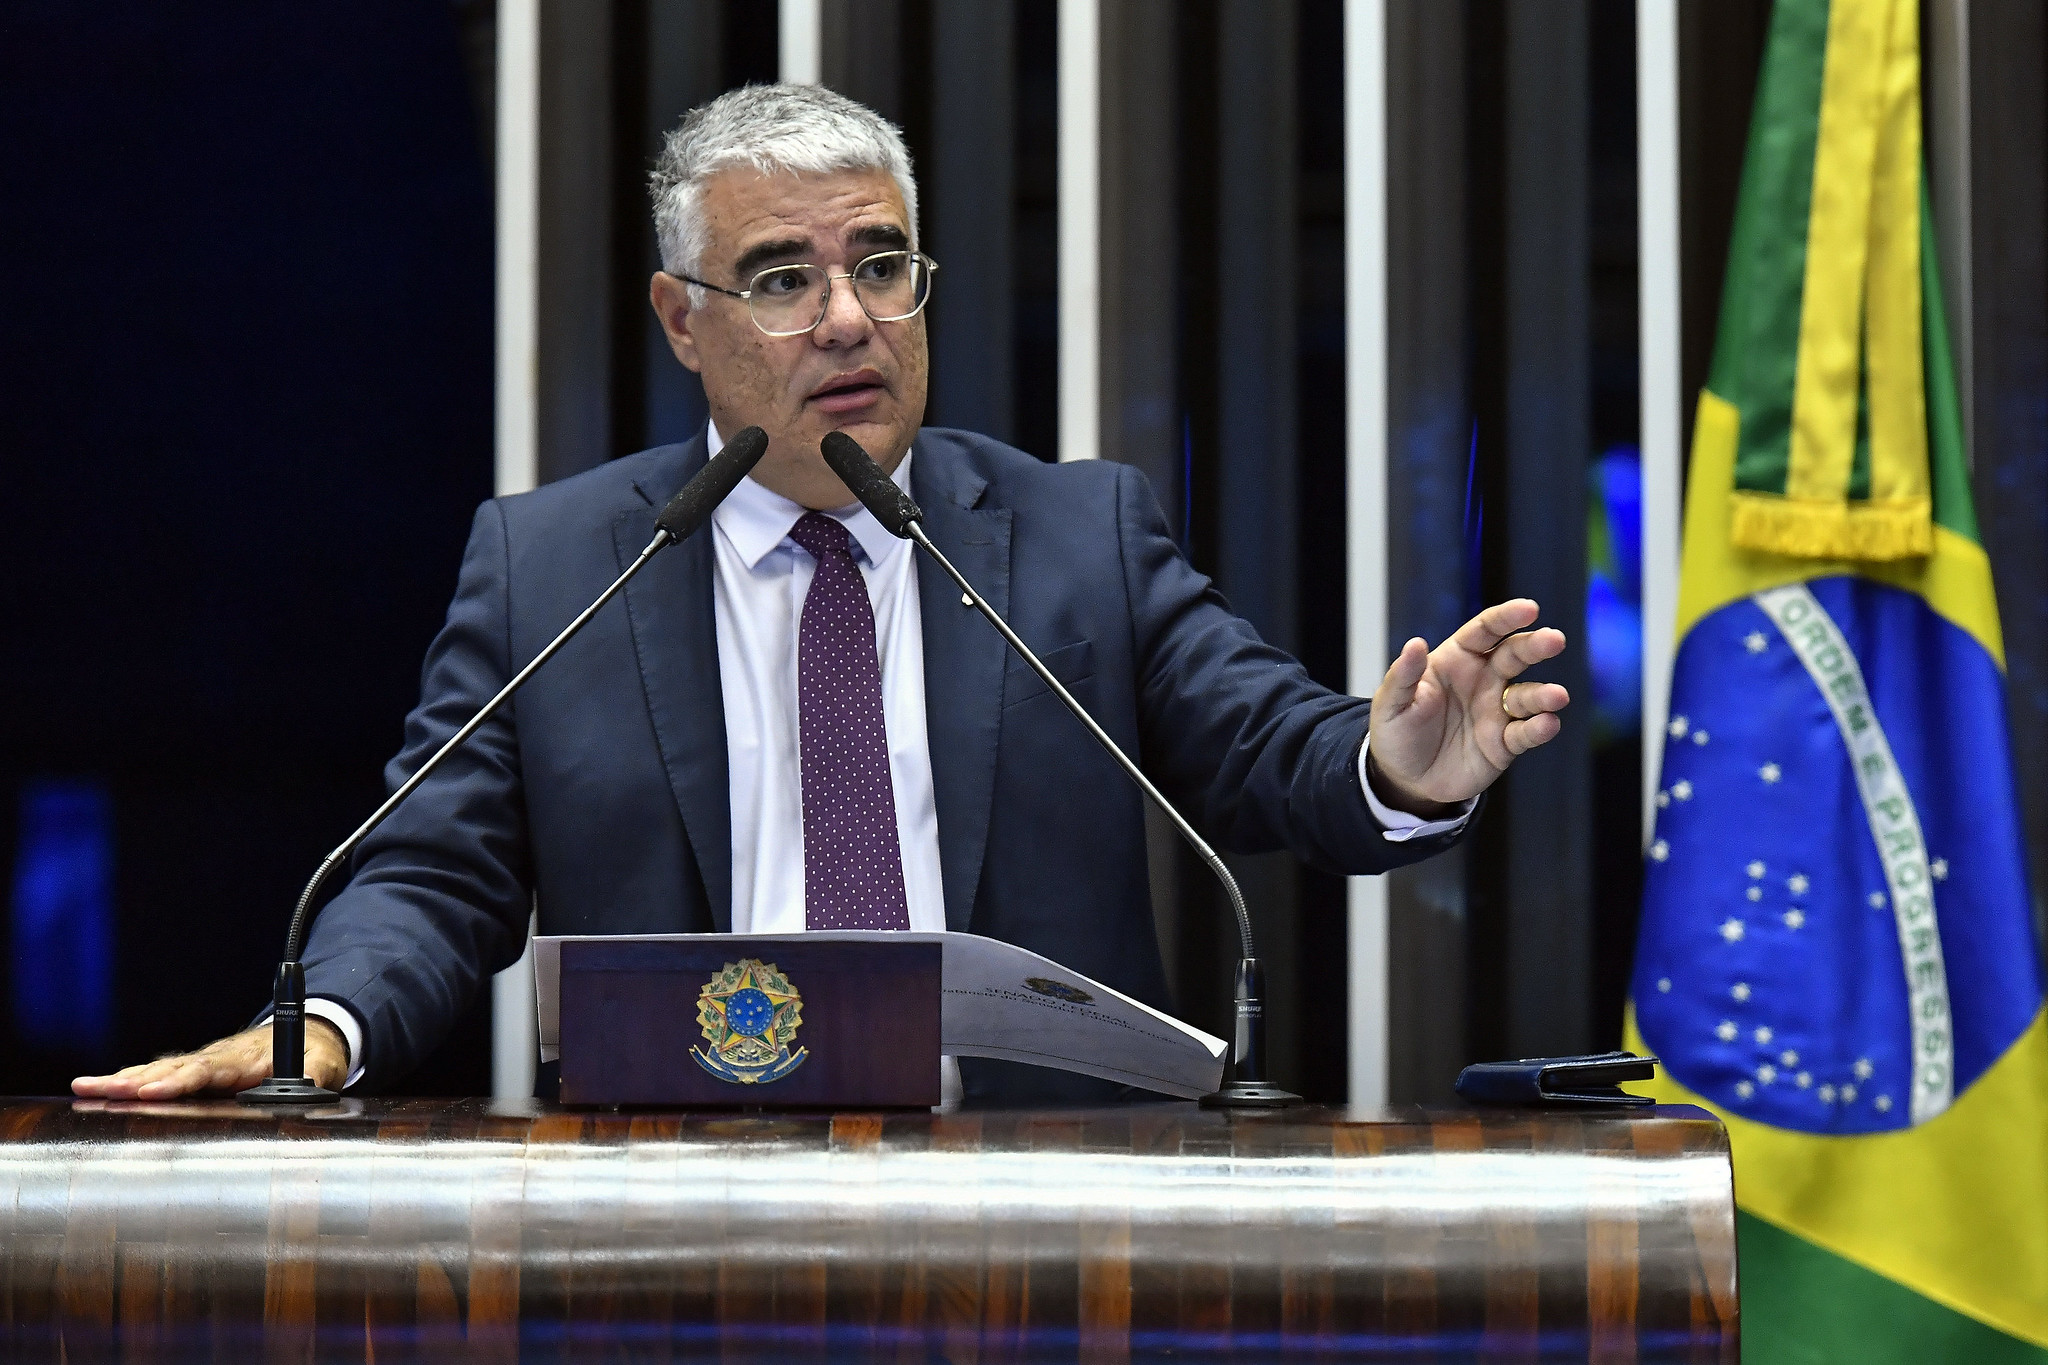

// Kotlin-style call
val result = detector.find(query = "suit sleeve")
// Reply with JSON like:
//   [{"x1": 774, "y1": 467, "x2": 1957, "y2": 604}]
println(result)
[
  {"x1": 1115, "y1": 464, "x2": 1469, "y2": 876},
  {"x1": 296, "y1": 498, "x2": 534, "y2": 1089}
]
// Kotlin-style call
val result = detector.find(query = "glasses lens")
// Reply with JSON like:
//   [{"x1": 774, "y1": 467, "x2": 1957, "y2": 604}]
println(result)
[
  {"x1": 747, "y1": 264, "x2": 829, "y2": 335},
  {"x1": 852, "y1": 252, "x2": 930, "y2": 322}
]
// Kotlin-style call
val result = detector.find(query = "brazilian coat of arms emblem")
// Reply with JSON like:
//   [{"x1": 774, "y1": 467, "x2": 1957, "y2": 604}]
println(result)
[{"x1": 692, "y1": 958, "x2": 808, "y2": 1085}]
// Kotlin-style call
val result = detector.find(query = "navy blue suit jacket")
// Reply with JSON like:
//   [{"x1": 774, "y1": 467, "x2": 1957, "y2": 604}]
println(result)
[{"x1": 301, "y1": 427, "x2": 1466, "y2": 1101}]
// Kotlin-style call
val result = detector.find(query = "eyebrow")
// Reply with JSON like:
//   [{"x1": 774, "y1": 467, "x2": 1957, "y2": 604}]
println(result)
[
  {"x1": 729, "y1": 224, "x2": 913, "y2": 283},
  {"x1": 851, "y1": 224, "x2": 910, "y2": 251},
  {"x1": 731, "y1": 236, "x2": 813, "y2": 282}
]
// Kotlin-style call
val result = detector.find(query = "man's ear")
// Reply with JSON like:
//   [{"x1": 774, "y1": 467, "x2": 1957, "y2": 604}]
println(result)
[{"x1": 649, "y1": 273, "x2": 703, "y2": 374}]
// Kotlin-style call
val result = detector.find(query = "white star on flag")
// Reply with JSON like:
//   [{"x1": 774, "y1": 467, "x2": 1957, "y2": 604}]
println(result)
[
  {"x1": 1747, "y1": 887, "x2": 1762, "y2": 902},
  {"x1": 1657, "y1": 977, "x2": 1672, "y2": 992},
  {"x1": 1735, "y1": 1080, "x2": 1755, "y2": 1099},
  {"x1": 1783, "y1": 908, "x2": 1805, "y2": 929},
  {"x1": 1875, "y1": 1094, "x2": 1893, "y2": 1112},
  {"x1": 1656, "y1": 789, "x2": 1670, "y2": 808},
  {"x1": 1788, "y1": 873, "x2": 1810, "y2": 894},
  {"x1": 1842, "y1": 1084, "x2": 1858, "y2": 1103},
  {"x1": 1757, "y1": 1064, "x2": 1778, "y2": 1084},
  {"x1": 1732, "y1": 982, "x2": 1752, "y2": 1001},
  {"x1": 1853, "y1": 1057, "x2": 1873, "y2": 1080},
  {"x1": 1720, "y1": 918, "x2": 1746, "y2": 943},
  {"x1": 1931, "y1": 858, "x2": 1949, "y2": 880},
  {"x1": 1673, "y1": 780, "x2": 1694, "y2": 801},
  {"x1": 1869, "y1": 892, "x2": 1888, "y2": 909},
  {"x1": 1796, "y1": 1071, "x2": 1812, "y2": 1088},
  {"x1": 1745, "y1": 631, "x2": 1768, "y2": 653},
  {"x1": 1818, "y1": 1084, "x2": 1837, "y2": 1103},
  {"x1": 1669, "y1": 715, "x2": 1689, "y2": 738},
  {"x1": 1650, "y1": 839, "x2": 1670, "y2": 862},
  {"x1": 1755, "y1": 1026, "x2": 1773, "y2": 1043},
  {"x1": 1693, "y1": 730, "x2": 1711, "y2": 745},
  {"x1": 1780, "y1": 1049, "x2": 1799, "y2": 1066},
  {"x1": 1759, "y1": 762, "x2": 1782, "y2": 784},
  {"x1": 1747, "y1": 861, "x2": 1766, "y2": 879},
  {"x1": 1716, "y1": 1019, "x2": 1739, "y2": 1042}
]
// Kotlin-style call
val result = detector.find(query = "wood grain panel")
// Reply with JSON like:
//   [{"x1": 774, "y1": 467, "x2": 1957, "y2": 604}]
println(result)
[{"x1": 0, "y1": 1099, "x2": 1736, "y2": 1361}]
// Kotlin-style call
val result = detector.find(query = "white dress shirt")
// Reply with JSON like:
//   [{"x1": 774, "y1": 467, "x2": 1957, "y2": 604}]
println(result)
[
  {"x1": 304, "y1": 422, "x2": 1470, "y2": 1089},
  {"x1": 706, "y1": 424, "x2": 947, "y2": 934}
]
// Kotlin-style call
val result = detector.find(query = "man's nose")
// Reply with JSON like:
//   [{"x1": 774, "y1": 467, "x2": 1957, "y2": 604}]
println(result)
[{"x1": 812, "y1": 273, "x2": 873, "y2": 346}]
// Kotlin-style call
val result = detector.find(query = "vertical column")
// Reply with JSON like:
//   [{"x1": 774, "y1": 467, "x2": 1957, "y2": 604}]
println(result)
[
  {"x1": 930, "y1": 1, "x2": 1018, "y2": 441},
  {"x1": 781, "y1": 0, "x2": 823, "y2": 84},
  {"x1": 489, "y1": 0, "x2": 633, "y2": 1098},
  {"x1": 820, "y1": 0, "x2": 905, "y2": 120},
  {"x1": 490, "y1": 0, "x2": 542, "y2": 1101},
  {"x1": 534, "y1": 0, "x2": 616, "y2": 482},
  {"x1": 1343, "y1": 0, "x2": 1390, "y2": 1110},
  {"x1": 1382, "y1": 0, "x2": 1470, "y2": 1101},
  {"x1": 1217, "y1": 0, "x2": 1299, "y2": 652},
  {"x1": 1961, "y1": 3, "x2": 2048, "y2": 941},
  {"x1": 1097, "y1": 1, "x2": 1177, "y2": 492},
  {"x1": 496, "y1": 0, "x2": 541, "y2": 502},
  {"x1": 636, "y1": 0, "x2": 724, "y2": 449},
  {"x1": 1215, "y1": 0, "x2": 1302, "y2": 1081},
  {"x1": 1924, "y1": 0, "x2": 1972, "y2": 458},
  {"x1": 1057, "y1": 0, "x2": 1100, "y2": 463},
  {"x1": 1500, "y1": 0, "x2": 1593, "y2": 1057},
  {"x1": 1638, "y1": 0, "x2": 1681, "y2": 842}
]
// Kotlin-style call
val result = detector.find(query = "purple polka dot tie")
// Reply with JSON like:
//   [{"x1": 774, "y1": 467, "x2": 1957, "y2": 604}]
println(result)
[{"x1": 787, "y1": 512, "x2": 910, "y2": 931}]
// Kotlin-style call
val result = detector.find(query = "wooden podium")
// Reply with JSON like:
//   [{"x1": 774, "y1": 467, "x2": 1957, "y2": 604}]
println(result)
[{"x1": 0, "y1": 1097, "x2": 1736, "y2": 1361}]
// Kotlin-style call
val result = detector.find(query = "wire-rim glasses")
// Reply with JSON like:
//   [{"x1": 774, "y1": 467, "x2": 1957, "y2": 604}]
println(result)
[{"x1": 680, "y1": 249, "x2": 938, "y2": 337}]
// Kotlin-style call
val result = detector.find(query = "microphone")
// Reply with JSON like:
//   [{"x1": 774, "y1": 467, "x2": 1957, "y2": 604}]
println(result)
[
  {"x1": 821, "y1": 431, "x2": 1302, "y2": 1109},
  {"x1": 240, "y1": 425, "x2": 771, "y2": 1103}
]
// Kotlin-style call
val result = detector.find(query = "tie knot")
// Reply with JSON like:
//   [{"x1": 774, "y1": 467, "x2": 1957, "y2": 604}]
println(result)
[{"x1": 788, "y1": 511, "x2": 857, "y2": 563}]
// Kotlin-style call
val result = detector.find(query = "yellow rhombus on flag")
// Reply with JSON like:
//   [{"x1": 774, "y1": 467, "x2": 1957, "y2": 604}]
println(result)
[{"x1": 1625, "y1": 0, "x2": 2048, "y2": 1359}]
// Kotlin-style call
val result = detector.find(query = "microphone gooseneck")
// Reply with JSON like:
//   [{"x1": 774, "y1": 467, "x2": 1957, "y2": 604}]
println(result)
[
  {"x1": 821, "y1": 430, "x2": 1301, "y2": 1109},
  {"x1": 241, "y1": 426, "x2": 770, "y2": 1105}
]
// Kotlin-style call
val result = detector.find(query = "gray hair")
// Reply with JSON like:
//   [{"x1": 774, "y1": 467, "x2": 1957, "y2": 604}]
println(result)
[{"x1": 650, "y1": 83, "x2": 919, "y2": 303}]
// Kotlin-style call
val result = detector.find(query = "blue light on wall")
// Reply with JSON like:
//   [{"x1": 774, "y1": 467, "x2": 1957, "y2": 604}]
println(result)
[
  {"x1": 1587, "y1": 446, "x2": 1644, "y2": 740},
  {"x1": 11, "y1": 781, "x2": 115, "y2": 1052}
]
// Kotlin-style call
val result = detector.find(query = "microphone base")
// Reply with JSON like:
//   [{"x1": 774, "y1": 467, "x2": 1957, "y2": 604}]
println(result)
[
  {"x1": 236, "y1": 1077, "x2": 341, "y2": 1106},
  {"x1": 1199, "y1": 1080, "x2": 1305, "y2": 1110}
]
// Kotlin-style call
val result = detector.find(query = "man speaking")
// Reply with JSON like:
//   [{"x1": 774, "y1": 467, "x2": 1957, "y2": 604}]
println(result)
[{"x1": 76, "y1": 84, "x2": 1568, "y2": 1105}]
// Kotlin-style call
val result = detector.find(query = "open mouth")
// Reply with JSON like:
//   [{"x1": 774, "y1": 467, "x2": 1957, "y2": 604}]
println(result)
[{"x1": 807, "y1": 372, "x2": 887, "y2": 413}]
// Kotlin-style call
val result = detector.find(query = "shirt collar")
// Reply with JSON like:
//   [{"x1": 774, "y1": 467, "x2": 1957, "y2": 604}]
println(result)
[{"x1": 706, "y1": 418, "x2": 914, "y2": 571}]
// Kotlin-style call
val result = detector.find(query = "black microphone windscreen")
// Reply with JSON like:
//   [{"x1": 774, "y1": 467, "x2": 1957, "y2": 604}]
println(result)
[
  {"x1": 821, "y1": 431, "x2": 922, "y2": 536},
  {"x1": 655, "y1": 425, "x2": 770, "y2": 543}
]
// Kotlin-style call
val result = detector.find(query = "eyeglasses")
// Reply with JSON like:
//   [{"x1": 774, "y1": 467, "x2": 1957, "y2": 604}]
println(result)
[{"x1": 679, "y1": 249, "x2": 939, "y2": 337}]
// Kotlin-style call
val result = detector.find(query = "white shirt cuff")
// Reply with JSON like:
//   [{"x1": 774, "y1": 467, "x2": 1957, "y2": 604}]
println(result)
[
  {"x1": 1358, "y1": 731, "x2": 1477, "y2": 842},
  {"x1": 259, "y1": 998, "x2": 367, "y2": 1090}
]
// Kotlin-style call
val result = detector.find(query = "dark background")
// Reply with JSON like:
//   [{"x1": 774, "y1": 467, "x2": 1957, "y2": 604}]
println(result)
[{"x1": 0, "y1": 5, "x2": 496, "y2": 1093}]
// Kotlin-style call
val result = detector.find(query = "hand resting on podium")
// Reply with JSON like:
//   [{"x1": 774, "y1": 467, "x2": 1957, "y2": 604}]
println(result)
[{"x1": 72, "y1": 1017, "x2": 348, "y2": 1100}]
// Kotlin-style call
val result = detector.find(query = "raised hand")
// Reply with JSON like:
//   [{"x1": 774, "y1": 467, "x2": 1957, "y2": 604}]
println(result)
[
  {"x1": 71, "y1": 1019, "x2": 348, "y2": 1100},
  {"x1": 1366, "y1": 598, "x2": 1570, "y2": 815}
]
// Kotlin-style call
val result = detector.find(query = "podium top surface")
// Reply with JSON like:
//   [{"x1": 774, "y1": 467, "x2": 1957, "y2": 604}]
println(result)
[
  {"x1": 17, "y1": 1092, "x2": 1719, "y2": 1139},
  {"x1": 0, "y1": 1097, "x2": 1736, "y2": 1362}
]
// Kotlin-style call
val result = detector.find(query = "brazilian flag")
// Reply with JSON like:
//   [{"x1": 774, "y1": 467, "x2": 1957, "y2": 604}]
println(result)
[{"x1": 1625, "y1": 0, "x2": 2048, "y2": 1358}]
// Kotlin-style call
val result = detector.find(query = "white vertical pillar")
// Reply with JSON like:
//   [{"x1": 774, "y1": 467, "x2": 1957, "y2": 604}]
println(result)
[
  {"x1": 780, "y1": 0, "x2": 823, "y2": 85},
  {"x1": 1637, "y1": 0, "x2": 1682, "y2": 844},
  {"x1": 1057, "y1": 0, "x2": 1100, "y2": 463},
  {"x1": 496, "y1": 0, "x2": 540, "y2": 501},
  {"x1": 490, "y1": 0, "x2": 542, "y2": 1102},
  {"x1": 1343, "y1": 0, "x2": 1389, "y2": 1110}
]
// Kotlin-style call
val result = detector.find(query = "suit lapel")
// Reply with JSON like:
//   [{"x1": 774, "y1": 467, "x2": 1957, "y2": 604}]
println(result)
[
  {"x1": 615, "y1": 435, "x2": 733, "y2": 930},
  {"x1": 913, "y1": 442, "x2": 1011, "y2": 932}
]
